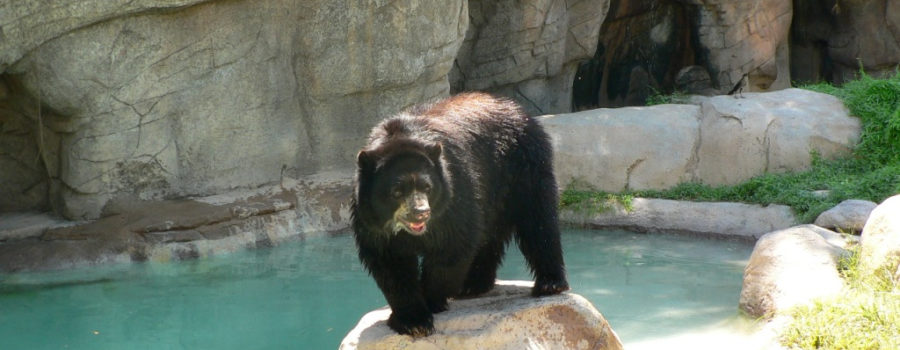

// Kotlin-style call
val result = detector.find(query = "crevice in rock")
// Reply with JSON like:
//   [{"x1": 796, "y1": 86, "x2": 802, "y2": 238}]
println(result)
[
  {"x1": 685, "y1": 105, "x2": 705, "y2": 182},
  {"x1": 624, "y1": 157, "x2": 645, "y2": 190}
]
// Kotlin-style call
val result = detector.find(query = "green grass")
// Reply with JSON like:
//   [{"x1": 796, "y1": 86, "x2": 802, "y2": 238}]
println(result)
[
  {"x1": 645, "y1": 87, "x2": 690, "y2": 106},
  {"x1": 564, "y1": 73, "x2": 900, "y2": 222},
  {"x1": 559, "y1": 180, "x2": 634, "y2": 214},
  {"x1": 779, "y1": 245, "x2": 900, "y2": 349}
]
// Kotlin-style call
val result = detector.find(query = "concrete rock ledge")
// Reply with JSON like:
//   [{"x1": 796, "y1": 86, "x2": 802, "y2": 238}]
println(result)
[
  {"x1": 561, "y1": 198, "x2": 797, "y2": 240},
  {"x1": 340, "y1": 280, "x2": 623, "y2": 350},
  {"x1": 0, "y1": 173, "x2": 352, "y2": 272}
]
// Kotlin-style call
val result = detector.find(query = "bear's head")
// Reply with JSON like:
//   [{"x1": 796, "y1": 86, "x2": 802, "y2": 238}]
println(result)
[{"x1": 355, "y1": 140, "x2": 448, "y2": 236}]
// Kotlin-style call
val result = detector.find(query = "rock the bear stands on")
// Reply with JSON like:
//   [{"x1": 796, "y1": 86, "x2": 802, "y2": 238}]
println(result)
[{"x1": 351, "y1": 92, "x2": 569, "y2": 337}]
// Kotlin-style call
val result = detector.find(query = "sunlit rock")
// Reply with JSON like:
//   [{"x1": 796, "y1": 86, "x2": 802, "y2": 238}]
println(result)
[
  {"x1": 340, "y1": 280, "x2": 623, "y2": 350},
  {"x1": 859, "y1": 195, "x2": 900, "y2": 280},
  {"x1": 739, "y1": 225, "x2": 847, "y2": 318},
  {"x1": 542, "y1": 88, "x2": 860, "y2": 192},
  {"x1": 814, "y1": 199, "x2": 877, "y2": 233}
]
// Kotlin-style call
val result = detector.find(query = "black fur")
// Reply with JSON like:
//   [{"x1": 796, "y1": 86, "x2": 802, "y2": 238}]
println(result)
[{"x1": 351, "y1": 92, "x2": 568, "y2": 337}]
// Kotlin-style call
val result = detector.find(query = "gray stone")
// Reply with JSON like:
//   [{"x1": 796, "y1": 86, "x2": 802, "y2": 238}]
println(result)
[
  {"x1": 739, "y1": 225, "x2": 847, "y2": 318},
  {"x1": 340, "y1": 280, "x2": 623, "y2": 350},
  {"x1": 859, "y1": 195, "x2": 900, "y2": 279},
  {"x1": 541, "y1": 104, "x2": 700, "y2": 192},
  {"x1": 561, "y1": 198, "x2": 797, "y2": 239},
  {"x1": 675, "y1": 65, "x2": 715, "y2": 95},
  {"x1": 692, "y1": 89, "x2": 859, "y2": 186},
  {"x1": 543, "y1": 88, "x2": 860, "y2": 191},
  {"x1": 2, "y1": 0, "x2": 466, "y2": 220},
  {"x1": 814, "y1": 199, "x2": 878, "y2": 233}
]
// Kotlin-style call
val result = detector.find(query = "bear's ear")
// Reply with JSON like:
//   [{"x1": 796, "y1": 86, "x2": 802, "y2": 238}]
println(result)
[
  {"x1": 425, "y1": 142, "x2": 442, "y2": 163},
  {"x1": 357, "y1": 150, "x2": 376, "y2": 170}
]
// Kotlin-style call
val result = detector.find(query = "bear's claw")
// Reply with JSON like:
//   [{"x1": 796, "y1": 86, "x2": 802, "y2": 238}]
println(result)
[
  {"x1": 388, "y1": 311, "x2": 435, "y2": 338},
  {"x1": 532, "y1": 279, "x2": 570, "y2": 297}
]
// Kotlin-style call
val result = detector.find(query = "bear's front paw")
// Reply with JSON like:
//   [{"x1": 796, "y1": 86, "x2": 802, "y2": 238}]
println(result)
[
  {"x1": 388, "y1": 311, "x2": 435, "y2": 338},
  {"x1": 532, "y1": 278, "x2": 570, "y2": 297},
  {"x1": 426, "y1": 297, "x2": 449, "y2": 313}
]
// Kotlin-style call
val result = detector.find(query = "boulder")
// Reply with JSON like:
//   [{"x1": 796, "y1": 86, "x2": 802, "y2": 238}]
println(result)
[
  {"x1": 859, "y1": 195, "x2": 900, "y2": 279},
  {"x1": 2, "y1": 0, "x2": 467, "y2": 220},
  {"x1": 541, "y1": 104, "x2": 700, "y2": 192},
  {"x1": 675, "y1": 65, "x2": 716, "y2": 96},
  {"x1": 340, "y1": 280, "x2": 623, "y2": 350},
  {"x1": 739, "y1": 225, "x2": 847, "y2": 318},
  {"x1": 692, "y1": 88, "x2": 859, "y2": 185},
  {"x1": 543, "y1": 88, "x2": 860, "y2": 191},
  {"x1": 813, "y1": 199, "x2": 878, "y2": 233},
  {"x1": 560, "y1": 198, "x2": 797, "y2": 239},
  {"x1": 450, "y1": 0, "x2": 610, "y2": 115}
]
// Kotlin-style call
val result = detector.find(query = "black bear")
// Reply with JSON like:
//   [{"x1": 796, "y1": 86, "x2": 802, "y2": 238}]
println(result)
[{"x1": 351, "y1": 92, "x2": 569, "y2": 337}]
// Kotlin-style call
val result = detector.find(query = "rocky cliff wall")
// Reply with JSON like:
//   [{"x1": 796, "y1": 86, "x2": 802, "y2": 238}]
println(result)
[
  {"x1": 1, "y1": 0, "x2": 467, "y2": 219},
  {"x1": 1, "y1": 0, "x2": 897, "y2": 221}
]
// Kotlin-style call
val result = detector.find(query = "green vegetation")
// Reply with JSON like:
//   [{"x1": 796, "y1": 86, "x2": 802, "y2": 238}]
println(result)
[
  {"x1": 645, "y1": 87, "x2": 690, "y2": 106},
  {"x1": 564, "y1": 73, "x2": 900, "y2": 222},
  {"x1": 559, "y1": 180, "x2": 634, "y2": 214},
  {"x1": 780, "y1": 245, "x2": 900, "y2": 349}
]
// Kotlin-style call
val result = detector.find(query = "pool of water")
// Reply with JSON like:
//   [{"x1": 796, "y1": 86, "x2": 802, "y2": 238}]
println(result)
[{"x1": 0, "y1": 229, "x2": 755, "y2": 349}]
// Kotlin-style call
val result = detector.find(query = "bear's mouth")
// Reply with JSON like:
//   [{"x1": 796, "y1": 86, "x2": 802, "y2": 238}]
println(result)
[{"x1": 401, "y1": 219, "x2": 427, "y2": 235}]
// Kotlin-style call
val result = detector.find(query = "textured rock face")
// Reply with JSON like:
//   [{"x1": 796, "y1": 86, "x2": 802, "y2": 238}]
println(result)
[
  {"x1": 814, "y1": 199, "x2": 878, "y2": 233},
  {"x1": 0, "y1": 0, "x2": 211, "y2": 71},
  {"x1": 340, "y1": 281, "x2": 623, "y2": 350},
  {"x1": 2, "y1": 0, "x2": 466, "y2": 219},
  {"x1": 684, "y1": 0, "x2": 793, "y2": 93},
  {"x1": 572, "y1": 0, "x2": 793, "y2": 108},
  {"x1": 542, "y1": 88, "x2": 860, "y2": 191},
  {"x1": 739, "y1": 225, "x2": 847, "y2": 318},
  {"x1": 791, "y1": 0, "x2": 900, "y2": 83},
  {"x1": 859, "y1": 195, "x2": 900, "y2": 280},
  {"x1": 451, "y1": 0, "x2": 610, "y2": 115},
  {"x1": 578, "y1": 0, "x2": 695, "y2": 108}
]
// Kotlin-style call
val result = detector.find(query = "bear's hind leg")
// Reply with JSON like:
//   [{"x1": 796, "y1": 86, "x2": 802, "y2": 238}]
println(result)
[{"x1": 512, "y1": 173, "x2": 569, "y2": 297}]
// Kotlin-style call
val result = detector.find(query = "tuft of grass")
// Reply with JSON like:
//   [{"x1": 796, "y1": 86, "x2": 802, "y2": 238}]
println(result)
[
  {"x1": 560, "y1": 181, "x2": 634, "y2": 214},
  {"x1": 780, "y1": 245, "x2": 900, "y2": 349},
  {"x1": 645, "y1": 87, "x2": 690, "y2": 106}
]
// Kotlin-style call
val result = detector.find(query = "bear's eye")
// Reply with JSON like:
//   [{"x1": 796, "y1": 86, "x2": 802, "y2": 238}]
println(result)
[
  {"x1": 421, "y1": 184, "x2": 432, "y2": 193},
  {"x1": 391, "y1": 189, "x2": 404, "y2": 199}
]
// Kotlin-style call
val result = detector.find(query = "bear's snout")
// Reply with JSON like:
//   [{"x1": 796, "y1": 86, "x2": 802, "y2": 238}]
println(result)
[{"x1": 408, "y1": 192, "x2": 431, "y2": 222}]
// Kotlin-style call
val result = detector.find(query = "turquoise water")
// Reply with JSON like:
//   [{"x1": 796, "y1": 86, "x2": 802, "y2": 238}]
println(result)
[{"x1": 0, "y1": 229, "x2": 753, "y2": 349}]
